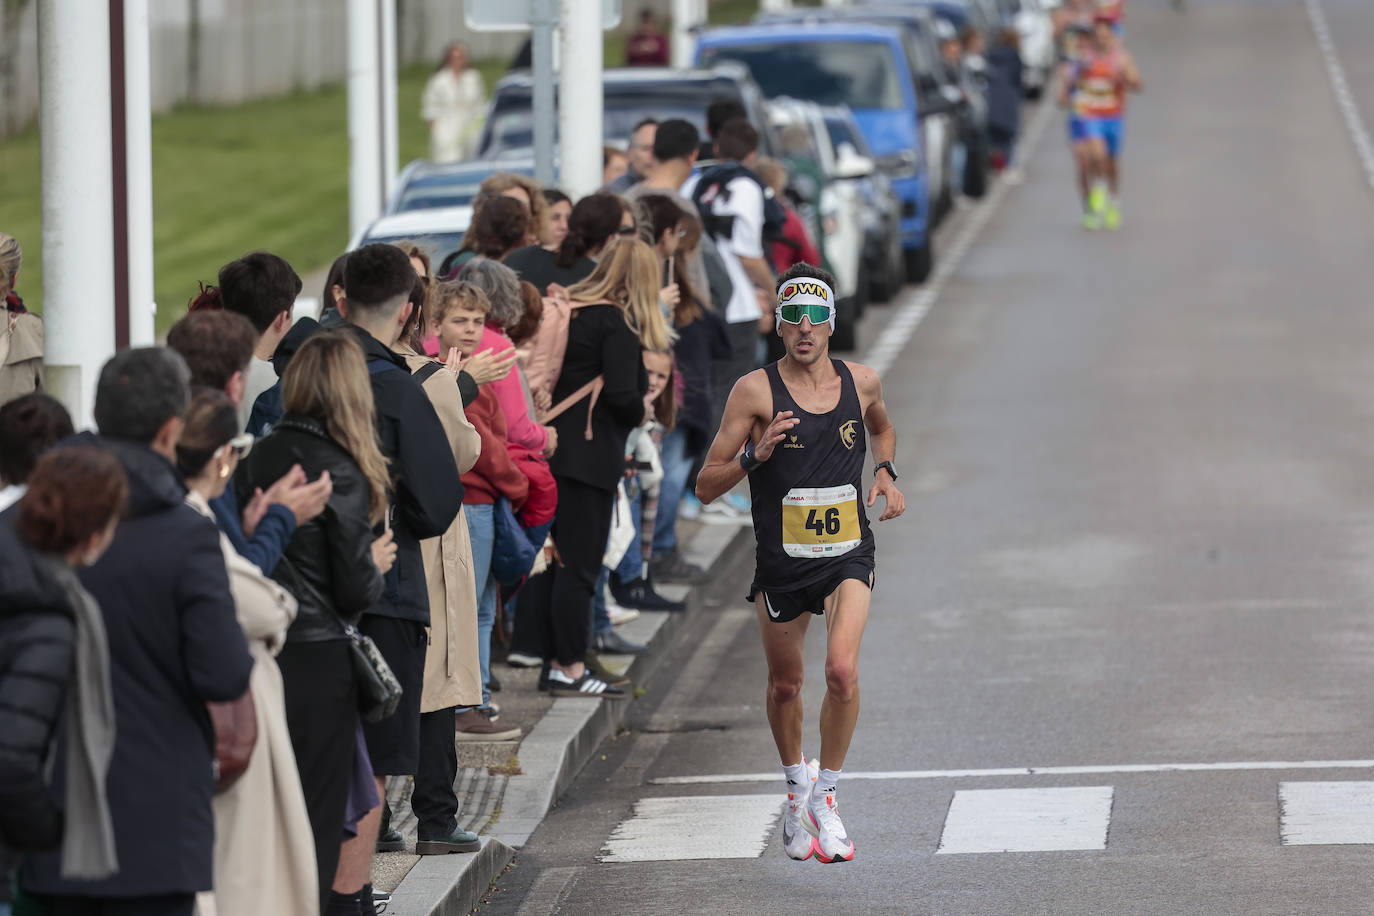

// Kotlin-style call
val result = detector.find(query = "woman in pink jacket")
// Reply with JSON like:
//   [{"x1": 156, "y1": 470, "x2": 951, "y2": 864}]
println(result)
[{"x1": 455, "y1": 259, "x2": 557, "y2": 459}]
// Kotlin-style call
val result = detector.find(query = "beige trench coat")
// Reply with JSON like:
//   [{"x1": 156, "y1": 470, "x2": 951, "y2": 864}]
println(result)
[
  {"x1": 187, "y1": 492, "x2": 317, "y2": 916},
  {"x1": 0, "y1": 308, "x2": 43, "y2": 406},
  {"x1": 398, "y1": 346, "x2": 484, "y2": 712}
]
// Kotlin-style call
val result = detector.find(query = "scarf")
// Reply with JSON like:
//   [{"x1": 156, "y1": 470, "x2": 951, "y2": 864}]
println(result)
[{"x1": 46, "y1": 560, "x2": 119, "y2": 880}]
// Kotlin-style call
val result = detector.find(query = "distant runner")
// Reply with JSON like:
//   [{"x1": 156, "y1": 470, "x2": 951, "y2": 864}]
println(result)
[
  {"x1": 696, "y1": 264, "x2": 905, "y2": 864},
  {"x1": 1061, "y1": 13, "x2": 1142, "y2": 229}
]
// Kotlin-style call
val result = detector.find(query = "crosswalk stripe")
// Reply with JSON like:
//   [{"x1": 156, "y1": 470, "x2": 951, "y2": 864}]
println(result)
[
  {"x1": 1279, "y1": 781, "x2": 1374, "y2": 846},
  {"x1": 937, "y1": 786, "x2": 1114, "y2": 855},
  {"x1": 598, "y1": 794, "x2": 783, "y2": 863}
]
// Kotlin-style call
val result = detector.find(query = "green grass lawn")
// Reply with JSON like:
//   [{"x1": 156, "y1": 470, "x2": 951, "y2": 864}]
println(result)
[{"x1": 0, "y1": 0, "x2": 755, "y2": 334}]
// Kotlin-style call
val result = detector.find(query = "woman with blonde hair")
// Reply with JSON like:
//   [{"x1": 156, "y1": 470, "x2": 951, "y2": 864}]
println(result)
[
  {"x1": 235, "y1": 330, "x2": 392, "y2": 908},
  {"x1": 0, "y1": 232, "x2": 43, "y2": 406},
  {"x1": 513, "y1": 237, "x2": 668, "y2": 698},
  {"x1": 176, "y1": 389, "x2": 317, "y2": 916}
]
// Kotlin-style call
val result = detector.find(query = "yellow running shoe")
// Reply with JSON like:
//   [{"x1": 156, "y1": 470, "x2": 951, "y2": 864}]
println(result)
[
  {"x1": 1104, "y1": 203, "x2": 1121, "y2": 230},
  {"x1": 1083, "y1": 211, "x2": 1102, "y2": 230},
  {"x1": 1088, "y1": 185, "x2": 1107, "y2": 215}
]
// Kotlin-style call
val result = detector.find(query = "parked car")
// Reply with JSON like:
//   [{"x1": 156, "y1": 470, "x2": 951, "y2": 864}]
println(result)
[
  {"x1": 349, "y1": 206, "x2": 474, "y2": 270},
  {"x1": 821, "y1": 105, "x2": 905, "y2": 304},
  {"x1": 386, "y1": 158, "x2": 536, "y2": 215},
  {"x1": 696, "y1": 23, "x2": 936, "y2": 283},
  {"x1": 756, "y1": 5, "x2": 962, "y2": 223},
  {"x1": 766, "y1": 97, "x2": 869, "y2": 349},
  {"x1": 475, "y1": 64, "x2": 776, "y2": 160}
]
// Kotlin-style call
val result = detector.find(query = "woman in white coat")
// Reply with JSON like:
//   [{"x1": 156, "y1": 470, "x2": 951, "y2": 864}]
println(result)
[
  {"x1": 421, "y1": 43, "x2": 486, "y2": 163},
  {"x1": 179, "y1": 389, "x2": 317, "y2": 916}
]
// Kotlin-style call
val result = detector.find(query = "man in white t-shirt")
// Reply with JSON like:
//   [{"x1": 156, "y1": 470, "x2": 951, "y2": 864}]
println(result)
[{"x1": 688, "y1": 118, "x2": 777, "y2": 423}]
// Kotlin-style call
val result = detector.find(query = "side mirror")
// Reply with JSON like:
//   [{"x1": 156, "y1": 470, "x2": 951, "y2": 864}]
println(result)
[{"x1": 834, "y1": 144, "x2": 874, "y2": 179}]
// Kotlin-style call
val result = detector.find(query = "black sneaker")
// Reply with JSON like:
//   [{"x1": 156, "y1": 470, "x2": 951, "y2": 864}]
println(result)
[
  {"x1": 610, "y1": 576, "x2": 687, "y2": 611},
  {"x1": 375, "y1": 827, "x2": 406, "y2": 853},
  {"x1": 548, "y1": 669, "x2": 628, "y2": 699},
  {"x1": 650, "y1": 549, "x2": 706, "y2": 583},
  {"x1": 594, "y1": 628, "x2": 647, "y2": 654}
]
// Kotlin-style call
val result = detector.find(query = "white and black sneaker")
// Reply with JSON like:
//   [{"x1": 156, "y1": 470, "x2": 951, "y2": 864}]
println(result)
[{"x1": 547, "y1": 667, "x2": 627, "y2": 699}]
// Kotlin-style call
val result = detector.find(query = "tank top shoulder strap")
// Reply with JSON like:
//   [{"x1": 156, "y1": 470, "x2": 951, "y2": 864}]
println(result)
[
  {"x1": 764, "y1": 361, "x2": 796, "y2": 414},
  {"x1": 831, "y1": 359, "x2": 862, "y2": 414}
]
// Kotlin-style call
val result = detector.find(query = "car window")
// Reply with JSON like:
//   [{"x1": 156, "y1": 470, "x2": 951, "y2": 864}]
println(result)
[
  {"x1": 700, "y1": 41, "x2": 906, "y2": 111},
  {"x1": 825, "y1": 117, "x2": 863, "y2": 155},
  {"x1": 482, "y1": 85, "x2": 731, "y2": 155}
]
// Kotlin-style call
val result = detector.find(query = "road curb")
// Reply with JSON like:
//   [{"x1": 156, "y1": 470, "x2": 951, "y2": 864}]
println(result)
[{"x1": 390, "y1": 522, "x2": 753, "y2": 915}]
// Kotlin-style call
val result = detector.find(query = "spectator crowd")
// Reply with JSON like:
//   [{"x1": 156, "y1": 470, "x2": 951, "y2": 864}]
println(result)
[{"x1": 0, "y1": 96, "x2": 808, "y2": 916}]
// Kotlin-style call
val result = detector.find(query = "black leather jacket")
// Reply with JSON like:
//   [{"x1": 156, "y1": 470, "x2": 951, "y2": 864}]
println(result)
[{"x1": 237, "y1": 414, "x2": 384, "y2": 643}]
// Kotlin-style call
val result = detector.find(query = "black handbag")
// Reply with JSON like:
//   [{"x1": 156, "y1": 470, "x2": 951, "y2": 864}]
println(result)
[{"x1": 277, "y1": 557, "x2": 402, "y2": 723}]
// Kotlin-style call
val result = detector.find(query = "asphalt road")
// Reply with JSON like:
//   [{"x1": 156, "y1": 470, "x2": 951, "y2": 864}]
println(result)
[{"x1": 479, "y1": 2, "x2": 1374, "y2": 913}]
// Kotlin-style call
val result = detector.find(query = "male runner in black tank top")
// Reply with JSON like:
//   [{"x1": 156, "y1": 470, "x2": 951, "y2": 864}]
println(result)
[{"x1": 696, "y1": 264, "x2": 905, "y2": 864}]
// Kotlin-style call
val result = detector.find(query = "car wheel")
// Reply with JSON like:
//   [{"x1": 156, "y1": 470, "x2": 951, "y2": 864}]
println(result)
[
  {"x1": 832, "y1": 296, "x2": 859, "y2": 352},
  {"x1": 904, "y1": 236, "x2": 934, "y2": 284}
]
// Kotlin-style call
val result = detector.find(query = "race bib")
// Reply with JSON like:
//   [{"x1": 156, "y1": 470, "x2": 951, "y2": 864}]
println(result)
[{"x1": 780, "y1": 485, "x2": 861, "y2": 559}]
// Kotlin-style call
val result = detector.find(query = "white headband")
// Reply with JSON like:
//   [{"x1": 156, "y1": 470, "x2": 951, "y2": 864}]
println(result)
[{"x1": 775, "y1": 276, "x2": 837, "y2": 331}]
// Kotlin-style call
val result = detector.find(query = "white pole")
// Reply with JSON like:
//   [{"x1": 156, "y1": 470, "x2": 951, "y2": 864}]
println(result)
[
  {"x1": 125, "y1": 0, "x2": 156, "y2": 346},
  {"x1": 380, "y1": 0, "x2": 399, "y2": 205},
  {"x1": 348, "y1": 0, "x2": 384, "y2": 240},
  {"x1": 671, "y1": 0, "x2": 696, "y2": 68},
  {"x1": 559, "y1": 0, "x2": 602, "y2": 200},
  {"x1": 38, "y1": 0, "x2": 116, "y2": 427},
  {"x1": 760, "y1": 0, "x2": 790, "y2": 12}
]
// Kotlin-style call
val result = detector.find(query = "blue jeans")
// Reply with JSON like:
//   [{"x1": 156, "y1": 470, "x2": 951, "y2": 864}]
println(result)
[
  {"x1": 461, "y1": 503, "x2": 495, "y2": 710},
  {"x1": 653, "y1": 426, "x2": 692, "y2": 555}
]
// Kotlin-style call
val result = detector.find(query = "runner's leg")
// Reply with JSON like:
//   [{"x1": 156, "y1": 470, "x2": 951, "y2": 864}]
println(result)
[
  {"x1": 818, "y1": 578, "x2": 872, "y2": 771},
  {"x1": 755, "y1": 597, "x2": 811, "y2": 766}
]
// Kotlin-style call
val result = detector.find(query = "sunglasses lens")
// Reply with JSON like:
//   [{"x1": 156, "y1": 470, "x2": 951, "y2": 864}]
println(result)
[{"x1": 778, "y1": 304, "x2": 832, "y2": 324}]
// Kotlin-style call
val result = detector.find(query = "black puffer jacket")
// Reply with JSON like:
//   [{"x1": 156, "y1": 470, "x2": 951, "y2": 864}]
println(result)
[
  {"x1": 237, "y1": 414, "x2": 384, "y2": 642},
  {"x1": 0, "y1": 510, "x2": 75, "y2": 902}
]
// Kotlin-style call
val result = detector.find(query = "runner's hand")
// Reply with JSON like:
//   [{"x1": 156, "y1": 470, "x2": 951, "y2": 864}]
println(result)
[
  {"x1": 753, "y1": 411, "x2": 799, "y2": 462},
  {"x1": 867, "y1": 472, "x2": 905, "y2": 522},
  {"x1": 463, "y1": 347, "x2": 518, "y2": 385}
]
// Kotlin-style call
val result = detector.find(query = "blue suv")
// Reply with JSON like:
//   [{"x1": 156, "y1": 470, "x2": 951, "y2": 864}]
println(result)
[{"x1": 696, "y1": 23, "x2": 934, "y2": 282}]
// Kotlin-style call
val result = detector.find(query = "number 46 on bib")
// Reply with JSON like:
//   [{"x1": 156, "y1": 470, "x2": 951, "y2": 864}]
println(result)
[{"x1": 780, "y1": 485, "x2": 862, "y2": 558}]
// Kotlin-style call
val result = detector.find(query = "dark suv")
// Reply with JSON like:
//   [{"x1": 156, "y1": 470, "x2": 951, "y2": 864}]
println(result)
[{"x1": 475, "y1": 63, "x2": 776, "y2": 159}]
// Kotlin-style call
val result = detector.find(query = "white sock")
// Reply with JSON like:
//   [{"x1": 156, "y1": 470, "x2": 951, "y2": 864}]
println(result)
[
  {"x1": 783, "y1": 759, "x2": 808, "y2": 796},
  {"x1": 811, "y1": 768, "x2": 841, "y2": 812}
]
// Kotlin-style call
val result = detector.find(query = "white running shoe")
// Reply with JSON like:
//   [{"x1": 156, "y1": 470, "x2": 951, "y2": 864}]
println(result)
[
  {"x1": 782, "y1": 759, "x2": 820, "y2": 860},
  {"x1": 805, "y1": 786, "x2": 855, "y2": 863}
]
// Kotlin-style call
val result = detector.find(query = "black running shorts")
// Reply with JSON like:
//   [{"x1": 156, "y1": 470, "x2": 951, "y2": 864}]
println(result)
[{"x1": 747, "y1": 561, "x2": 876, "y2": 624}]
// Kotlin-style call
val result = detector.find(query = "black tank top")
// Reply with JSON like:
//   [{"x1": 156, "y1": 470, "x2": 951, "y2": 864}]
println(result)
[{"x1": 748, "y1": 359, "x2": 875, "y2": 591}]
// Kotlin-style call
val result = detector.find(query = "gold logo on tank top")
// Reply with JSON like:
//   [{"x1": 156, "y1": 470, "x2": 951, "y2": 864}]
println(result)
[
  {"x1": 839, "y1": 420, "x2": 859, "y2": 450},
  {"x1": 783, "y1": 434, "x2": 805, "y2": 449}
]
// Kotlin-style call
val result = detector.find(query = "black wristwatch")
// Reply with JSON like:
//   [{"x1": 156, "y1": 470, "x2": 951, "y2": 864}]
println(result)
[
  {"x1": 874, "y1": 460, "x2": 898, "y2": 481},
  {"x1": 740, "y1": 442, "x2": 763, "y2": 473}
]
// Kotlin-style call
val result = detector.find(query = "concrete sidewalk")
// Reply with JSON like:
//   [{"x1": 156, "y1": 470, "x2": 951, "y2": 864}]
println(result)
[{"x1": 376, "y1": 517, "x2": 752, "y2": 916}]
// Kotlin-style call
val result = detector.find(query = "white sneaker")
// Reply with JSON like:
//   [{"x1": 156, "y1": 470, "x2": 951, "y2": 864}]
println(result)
[
  {"x1": 608, "y1": 606, "x2": 640, "y2": 626},
  {"x1": 782, "y1": 759, "x2": 820, "y2": 861},
  {"x1": 805, "y1": 785, "x2": 855, "y2": 863}
]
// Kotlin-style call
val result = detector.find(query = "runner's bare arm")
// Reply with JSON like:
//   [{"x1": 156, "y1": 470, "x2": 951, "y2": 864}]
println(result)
[
  {"x1": 851, "y1": 363, "x2": 906, "y2": 522},
  {"x1": 1056, "y1": 61, "x2": 1076, "y2": 107},
  {"x1": 1121, "y1": 52, "x2": 1143, "y2": 92},
  {"x1": 695, "y1": 372, "x2": 797, "y2": 505}
]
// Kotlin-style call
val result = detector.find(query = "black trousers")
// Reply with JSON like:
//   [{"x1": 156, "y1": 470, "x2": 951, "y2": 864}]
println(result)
[
  {"x1": 516, "y1": 476, "x2": 616, "y2": 667},
  {"x1": 277, "y1": 639, "x2": 357, "y2": 909},
  {"x1": 412, "y1": 707, "x2": 459, "y2": 840},
  {"x1": 29, "y1": 894, "x2": 195, "y2": 916}
]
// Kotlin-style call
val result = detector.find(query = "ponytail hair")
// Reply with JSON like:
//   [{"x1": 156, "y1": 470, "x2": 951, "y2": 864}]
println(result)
[
  {"x1": 16, "y1": 446, "x2": 128, "y2": 556},
  {"x1": 557, "y1": 193, "x2": 625, "y2": 268}
]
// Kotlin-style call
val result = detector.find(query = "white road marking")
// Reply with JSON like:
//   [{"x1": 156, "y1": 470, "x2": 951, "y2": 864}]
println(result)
[
  {"x1": 1279, "y1": 781, "x2": 1374, "y2": 846},
  {"x1": 937, "y1": 786, "x2": 1114, "y2": 855},
  {"x1": 598, "y1": 794, "x2": 783, "y2": 863},
  {"x1": 860, "y1": 89, "x2": 1059, "y2": 378},
  {"x1": 650, "y1": 758, "x2": 1374, "y2": 786},
  {"x1": 1305, "y1": 0, "x2": 1374, "y2": 190}
]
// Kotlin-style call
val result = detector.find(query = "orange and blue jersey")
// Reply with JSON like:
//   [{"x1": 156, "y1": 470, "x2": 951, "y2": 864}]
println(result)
[{"x1": 1072, "y1": 51, "x2": 1126, "y2": 120}]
